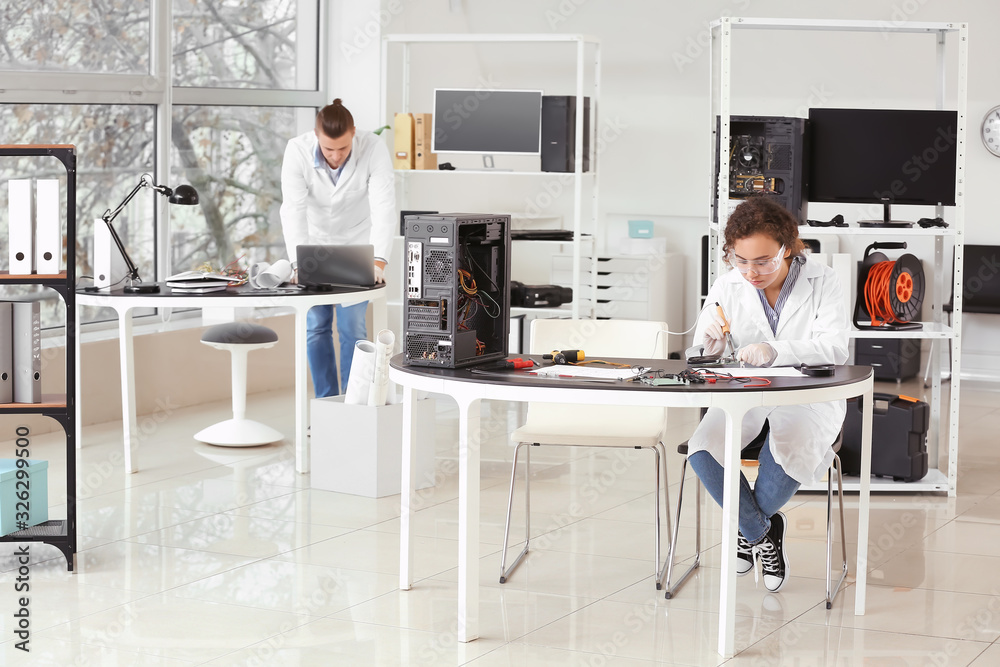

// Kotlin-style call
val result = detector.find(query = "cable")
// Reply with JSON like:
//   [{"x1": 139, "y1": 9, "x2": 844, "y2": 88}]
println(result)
[
  {"x1": 649, "y1": 321, "x2": 700, "y2": 359},
  {"x1": 864, "y1": 260, "x2": 914, "y2": 326}
]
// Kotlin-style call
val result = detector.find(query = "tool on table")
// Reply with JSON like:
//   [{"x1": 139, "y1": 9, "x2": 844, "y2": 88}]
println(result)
[
  {"x1": 542, "y1": 349, "x2": 584, "y2": 365},
  {"x1": 496, "y1": 357, "x2": 535, "y2": 370},
  {"x1": 714, "y1": 302, "x2": 738, "y2": 363}
]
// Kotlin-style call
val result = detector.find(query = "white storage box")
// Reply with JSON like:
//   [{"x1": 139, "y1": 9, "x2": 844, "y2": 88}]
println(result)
[{"x1": 310, "y1": 396, "x2": 437, "y2": 498}]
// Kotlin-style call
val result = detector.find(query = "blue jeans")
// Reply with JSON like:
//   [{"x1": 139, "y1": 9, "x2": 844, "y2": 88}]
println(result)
[
  {"x1": 688, "y1": 437, "x2": 800, "y2": 544},
  {"x1": 306, "y1": 302, "x2": 368, "y2": 397}
]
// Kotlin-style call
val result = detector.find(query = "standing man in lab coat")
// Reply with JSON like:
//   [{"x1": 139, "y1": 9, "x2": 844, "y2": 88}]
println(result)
[
  {"x1": 688, "y1": 195, "x2": 849, "y2": 593},
  {"x1": 280, "y1": 99, "x2": 395, "y2": 397}
]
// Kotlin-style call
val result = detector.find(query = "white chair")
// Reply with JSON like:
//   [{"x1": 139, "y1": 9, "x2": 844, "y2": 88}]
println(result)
[
  {"x1": 194, "y1": 322, "x2": 284, "y2": 447},
  {"x1": 499, "y1": 318, "x2": 673, "y2": 588}
]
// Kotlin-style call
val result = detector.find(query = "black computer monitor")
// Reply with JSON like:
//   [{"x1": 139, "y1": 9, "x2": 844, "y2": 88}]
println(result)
[
  {"x1": 808, "y1": 108, "x2": 957, "y2": 210},
  {"x1": 432, "y1": 89, "x2": 542, "y2": 155}
]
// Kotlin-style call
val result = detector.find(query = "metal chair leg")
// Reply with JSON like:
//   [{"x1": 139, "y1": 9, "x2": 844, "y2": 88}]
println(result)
[
  {"x1": 664, "y1": 456, "x2": 701, "y2": 599},
  {"x1": 826, "y1": 453, "x2": 849, "y2": 608},
  {"x1": 650, "y1": 443, "x2": 672, "y2": 589},
  {"x1": 499, "y1": 442, "x2": 532, "y2": 584}
]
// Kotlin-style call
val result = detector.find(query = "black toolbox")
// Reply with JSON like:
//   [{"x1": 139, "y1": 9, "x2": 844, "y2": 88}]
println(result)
[{"x1": 840, "y1": 392, "x2": 929, "y2": 482}]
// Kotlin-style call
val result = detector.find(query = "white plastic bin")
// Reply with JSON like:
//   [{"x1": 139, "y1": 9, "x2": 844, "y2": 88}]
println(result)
[{"x1": 310, "y1": 396, "x2": 436, "y2": 498}]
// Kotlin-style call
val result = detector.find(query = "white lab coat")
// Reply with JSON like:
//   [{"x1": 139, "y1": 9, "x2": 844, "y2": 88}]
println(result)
[
  {"x1": 688, "y1": 255, "x2": 850, "y2": 485},
  {"x1": 279, "y1": 130, "x2": 396, "y2": 264}
]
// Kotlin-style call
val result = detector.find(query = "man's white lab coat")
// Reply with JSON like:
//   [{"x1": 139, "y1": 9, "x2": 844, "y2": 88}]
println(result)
[
  {"x1": 279, "y1": 129, "x2": 395, "y2": 264},
  {"x1": 688, "y1": 256, "x2": 850, "y2": 484}
]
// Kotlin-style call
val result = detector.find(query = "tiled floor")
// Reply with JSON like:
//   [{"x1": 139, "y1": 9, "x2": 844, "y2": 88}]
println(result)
[{"x1": 0, "y1": 377, "x2": 998, "y2": 665}]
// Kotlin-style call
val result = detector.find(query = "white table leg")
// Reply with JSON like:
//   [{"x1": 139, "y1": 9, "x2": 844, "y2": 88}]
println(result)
[
  {"x1": 855, "y1": 378, "x2": 874, "y2": 615},
  {"x1": 372, "y1": 292, "x2": 388, "y2": 335},
  {"x1": 295, "y1": 305, "x2": 309, "y2": 473},
  {"x1": 458, "y1": 396, "x2": 481, "y2": 643},
  {"x1": 400, "y1": 384, "x2": 417, "y2": 591},
  {"x1": 717, "y1": 400, "x2": 750, "y2": 658},
  {"x1": 119, "y1": 306, "x2": 138, "y2": 474}
]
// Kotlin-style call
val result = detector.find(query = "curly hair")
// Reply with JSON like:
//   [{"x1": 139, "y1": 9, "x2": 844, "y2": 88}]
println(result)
[{"x1": 722, "y1": 196, "x2": 805, "y2": 261}]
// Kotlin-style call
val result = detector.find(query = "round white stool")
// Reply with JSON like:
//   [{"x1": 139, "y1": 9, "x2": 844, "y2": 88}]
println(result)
[{"x1": 194, "y1": 322, "x2": 284, "y2": 447}]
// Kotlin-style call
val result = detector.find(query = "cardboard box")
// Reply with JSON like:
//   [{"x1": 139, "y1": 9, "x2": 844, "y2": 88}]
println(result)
[
  {"x1": 310, "y1": 396, "x2": 436, "y2": 498},
  {"x1": 0, "y1": 459, "x2": 48, "y2": 536},
  {"x1": 414, "y1": 113, "x2": 437, "y2": 170},
  {"x1": 394, "y1": 112, "x2": 414, "y2": 169}
]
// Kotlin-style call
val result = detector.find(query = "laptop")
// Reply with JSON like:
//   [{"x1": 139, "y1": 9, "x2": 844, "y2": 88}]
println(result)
[{"x1": 296, "y1": 244, "x2": 378, "y2": 289}]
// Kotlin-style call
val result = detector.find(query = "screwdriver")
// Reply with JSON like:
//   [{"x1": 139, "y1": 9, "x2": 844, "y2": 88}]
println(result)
[{"x1": 714, "y1": 302, "x2": 737, "y2": 361}]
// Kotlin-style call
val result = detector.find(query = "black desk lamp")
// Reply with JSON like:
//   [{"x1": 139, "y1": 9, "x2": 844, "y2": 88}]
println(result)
[{"x1": 100, "y1": 174, "x2": 199, "y2": 293}]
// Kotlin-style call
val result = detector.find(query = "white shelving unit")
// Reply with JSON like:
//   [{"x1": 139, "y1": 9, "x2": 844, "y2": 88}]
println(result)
[
  {"x1": 709, "y1": 18, "x2": 968, "y2": 496},
  {"x1": 380, "y1": 33, "x2": 601, "y2": 320}
]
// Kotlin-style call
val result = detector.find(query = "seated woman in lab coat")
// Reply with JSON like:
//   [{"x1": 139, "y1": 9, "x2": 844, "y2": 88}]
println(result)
[{"x1": 688, "y1": 195, "x2": 849, "y2": 592}]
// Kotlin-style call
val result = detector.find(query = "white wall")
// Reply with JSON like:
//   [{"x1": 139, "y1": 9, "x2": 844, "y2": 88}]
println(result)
[{"x1": 369, "y1": 0, "x2": 1000, "y2": 373}]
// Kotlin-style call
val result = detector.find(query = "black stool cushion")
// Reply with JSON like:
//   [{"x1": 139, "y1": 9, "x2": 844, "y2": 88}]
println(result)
[{"x1": 201, "y1": 322, "x2": 278, "y2": 345}]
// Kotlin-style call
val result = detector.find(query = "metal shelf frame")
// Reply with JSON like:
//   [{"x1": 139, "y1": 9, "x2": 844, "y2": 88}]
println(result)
[
  {"x1": 0, "y1": 144, "x2": 78, "y2": 568},
  {"x1": 708, "y1": 18, "x2": 969, "y2": 496},
  {"x1": 380, "y1": 33, "x2": 601, "y2": 319}
]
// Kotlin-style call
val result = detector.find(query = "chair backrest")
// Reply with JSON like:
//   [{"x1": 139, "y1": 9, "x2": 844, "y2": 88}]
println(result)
[{"x1": 529, "y1": 319, "x2": 669, "y2": 359}]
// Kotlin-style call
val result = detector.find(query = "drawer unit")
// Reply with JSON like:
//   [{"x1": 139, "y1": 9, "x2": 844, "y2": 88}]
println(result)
[
  {"x1": 551, "y1": 253, "x2": 685, "y2": 352},
  {"x1": 855, "y1": 338, "x2": 921, "y2": 381}
]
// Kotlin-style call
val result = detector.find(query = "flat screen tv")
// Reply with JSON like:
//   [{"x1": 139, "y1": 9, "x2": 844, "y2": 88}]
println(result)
[
  {"x1": 808, "y1": 108, "x2": 957, "y2": 210},
  {"x1": 432, "y1": 89, "x2": 542, "y2": 155}
]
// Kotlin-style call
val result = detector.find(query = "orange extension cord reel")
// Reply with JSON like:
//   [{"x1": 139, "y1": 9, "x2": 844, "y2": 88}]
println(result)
[{"x1": 853, "y1": 241, "x2": 925, "y2": 331}]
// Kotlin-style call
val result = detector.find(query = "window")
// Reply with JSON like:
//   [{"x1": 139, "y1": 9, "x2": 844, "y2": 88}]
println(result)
[
  {"x1": 0, "y1": 104, "x2": 156, "y2": 325},
  {"x1": 170, "y1": 105, "x2": 301, "y2": 272},
  {"x1": 173, "y1": 1, "x2": 318, "y2": 89},
  {"x1": 0, "y1": 1, "x2": 151, "y2": 74},
  {"x1": 0, "y1": 0, "x2": 325, "y2": 328}
]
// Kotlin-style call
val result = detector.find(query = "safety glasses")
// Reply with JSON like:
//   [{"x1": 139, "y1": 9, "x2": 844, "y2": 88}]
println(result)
[{"x1": 727, "y1": 245, "x2": 785, "y2": 275}]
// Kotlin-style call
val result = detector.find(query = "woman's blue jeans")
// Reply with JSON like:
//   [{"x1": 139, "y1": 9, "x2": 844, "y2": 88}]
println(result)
[
  {"x1": 306, "y1": 302, "x2": 368, "y2": 397},
  {"x1": 688, "y1": 438, "x2": 800, "y2": 544}
]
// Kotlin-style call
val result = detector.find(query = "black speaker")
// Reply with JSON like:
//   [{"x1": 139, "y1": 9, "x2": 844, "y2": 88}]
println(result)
[{"x1": 541, "y1": 95, "x2": 590, "y2": 173}]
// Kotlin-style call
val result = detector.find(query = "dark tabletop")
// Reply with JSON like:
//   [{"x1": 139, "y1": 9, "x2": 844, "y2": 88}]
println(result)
[
  {"x1": 390, "y1": 354, "x2": 872, "y2": 393},
  {"x1": 76, "y1": 283, "x2": 386, "y2": 297}
]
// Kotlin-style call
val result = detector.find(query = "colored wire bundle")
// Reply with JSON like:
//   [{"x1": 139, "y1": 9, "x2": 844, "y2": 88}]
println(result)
[{"x1": 863, "y1": 260, "x2": 914, "y2": 327}]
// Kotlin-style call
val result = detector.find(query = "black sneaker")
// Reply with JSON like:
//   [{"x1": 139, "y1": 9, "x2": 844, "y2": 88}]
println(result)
[
  {"x1": 736, "y1": 531, "x2": 754, "y2": 576},
  {"x1": 754, "y1": 511, "x2": 788, "y2": 592}
]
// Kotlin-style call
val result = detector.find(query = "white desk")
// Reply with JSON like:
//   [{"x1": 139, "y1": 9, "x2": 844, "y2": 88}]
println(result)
[
  {"x1": 77, "y1": 284, "x2": 387, "y2": 474},
  {"x1": 390, "y1": 357, "x2": 874, "y2": 659}
]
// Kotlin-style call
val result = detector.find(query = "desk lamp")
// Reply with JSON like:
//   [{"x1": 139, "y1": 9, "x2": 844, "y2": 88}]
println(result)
[{"x1": 100, "y1": 174, "x2": 199, "y2": 293}]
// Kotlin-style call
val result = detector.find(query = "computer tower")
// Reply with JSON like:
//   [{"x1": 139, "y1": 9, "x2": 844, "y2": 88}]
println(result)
[
  {"x1": 541, "y1": 95, "x2": 591, "y2": 173},
  {"x1": 404, "y1": 214, "x2": 511, "y2": 368},
  {"x1": 712, "y1": 115, "x2": 808, "y2": 224}
]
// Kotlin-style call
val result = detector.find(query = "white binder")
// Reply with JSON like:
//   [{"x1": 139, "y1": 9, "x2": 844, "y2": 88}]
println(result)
[
  {"x1": 12, "y1": 301, "x2": 41, "y2": 404},
  {"x1": 35, "y1": 179, "x2": 61, "y2": 274},
  {"x1": 94, "y1": 218, "x2": 129, "y2": 290},
  {"x1": 0, "y1": 302, "x2": 12, "y2": 404},
  {"x1": 8, "y1": 179, "x2": 34, "y2": 275}
]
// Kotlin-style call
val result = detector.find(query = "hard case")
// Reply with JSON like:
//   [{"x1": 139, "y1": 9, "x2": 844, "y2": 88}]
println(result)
[{"x1": 841, "y1": 392, "x2": 929, "y2": 483}]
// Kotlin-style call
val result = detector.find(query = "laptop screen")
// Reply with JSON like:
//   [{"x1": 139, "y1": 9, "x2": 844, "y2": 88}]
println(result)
[{"x1": 296, "y1": 244, "x2": 376, "y2": 287}]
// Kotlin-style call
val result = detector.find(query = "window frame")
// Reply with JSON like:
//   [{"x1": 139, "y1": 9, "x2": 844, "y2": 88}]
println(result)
[{"x1": 0, "y1": 0, "x2": 328, "y2": 331}]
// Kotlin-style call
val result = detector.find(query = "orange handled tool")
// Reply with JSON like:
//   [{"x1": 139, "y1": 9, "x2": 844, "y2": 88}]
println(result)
[{"x1": 715, "y1": 302, "x2": 737, "y2": 359}]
